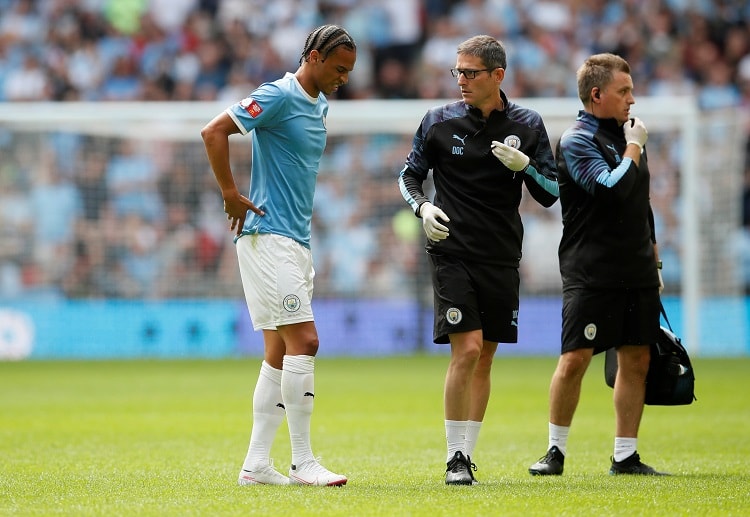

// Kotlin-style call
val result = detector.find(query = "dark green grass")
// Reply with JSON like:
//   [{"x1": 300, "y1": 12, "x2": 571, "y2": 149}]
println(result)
[{"x1": 1, "y1": 355, "x2": 748, "y2": 516}]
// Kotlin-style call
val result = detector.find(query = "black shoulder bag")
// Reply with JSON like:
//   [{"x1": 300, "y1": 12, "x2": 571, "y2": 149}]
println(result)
[{"x1": 604, "y1": 301, "x2": 696, "y2": 405}]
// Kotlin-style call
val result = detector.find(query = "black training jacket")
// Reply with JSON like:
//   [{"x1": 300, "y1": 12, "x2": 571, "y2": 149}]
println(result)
[
  {"x1": 556, "y1": 110, "x2": 659, "y2": 289},
  {"x1": 398, "y1": 92, "x2": 559, "y2": 267}
]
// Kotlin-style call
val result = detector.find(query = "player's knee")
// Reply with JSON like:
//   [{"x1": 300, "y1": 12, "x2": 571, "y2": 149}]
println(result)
[
  {"x1": 450, "y1": 344, "x2": 482, "y2": 369},
  {"x1": 298, "y1": 336, "x2": 319, "y2": 356},
  {"x1": 618, "y1": 346, "x2": 650, "y2": 377},
  {"x1": 556, "y1": 351, "x2": 590, "y2": 379}
]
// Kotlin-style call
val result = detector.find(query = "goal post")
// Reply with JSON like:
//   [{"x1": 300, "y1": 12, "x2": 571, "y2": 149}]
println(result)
[{"x1": 0, "y1": 97, "x2": 746, "y2": 356}]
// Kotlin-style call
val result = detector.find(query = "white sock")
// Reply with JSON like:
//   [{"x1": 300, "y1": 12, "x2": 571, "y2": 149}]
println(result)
[
  {"x1": 242, "y1": 361, "x2": 285, "y2": 471},
  {"x1": 613, "y1": 437, "x2": 637, "y2": 462},
  {"x1": 445, "y1": 420, "x2": 467, "y2": 462},
  {"x1": 549, "y1": 423, "x2": 570, "y2": 456},
  {"x1": 282, "y1": 355, "x2": 316, "y2": 466},
  {"x1": 465, "y1": 421, "x2": 482, "y2": 459}
]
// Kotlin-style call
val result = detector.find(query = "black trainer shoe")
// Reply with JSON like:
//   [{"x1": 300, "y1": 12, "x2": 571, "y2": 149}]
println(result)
[
  {"x1": 529, "y1": 446, "x2": 564, "y2": 476},
  {"x1": 609, "y1": 452, "x2": 668, "y2": 476},
  {"x1": 445, "y1": 451, "x2": 477, "y2": 485}
]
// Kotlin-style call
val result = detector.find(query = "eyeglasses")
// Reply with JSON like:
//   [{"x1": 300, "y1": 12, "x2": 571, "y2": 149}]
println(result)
[{"x1": 450, "y1": 68, "x2": 496, "y2": 79}]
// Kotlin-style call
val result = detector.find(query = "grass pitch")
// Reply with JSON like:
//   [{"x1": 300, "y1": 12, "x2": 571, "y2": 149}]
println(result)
[{"x1": 1, "y1": 355, "x2": 748, "y2": 516}]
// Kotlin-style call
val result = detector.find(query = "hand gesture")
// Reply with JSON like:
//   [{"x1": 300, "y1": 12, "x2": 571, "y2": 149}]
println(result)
[
  {"x1": 624, "y1": 117, "x2": 648, "y2": 150},
  {"x1": 419, "y1": 202, "x2": 450, "y2": 241},
  {"x1": 223, "y1": 191, "x2": 264, "y2": 236},
  {"x1": 491, "y1": 141, "x2": 530, "y2": 172}
]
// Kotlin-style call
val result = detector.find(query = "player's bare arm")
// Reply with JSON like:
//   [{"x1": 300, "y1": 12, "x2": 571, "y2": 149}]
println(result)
[{"x1": 201, "y1": 112, "x2": 264, "y2": 235}]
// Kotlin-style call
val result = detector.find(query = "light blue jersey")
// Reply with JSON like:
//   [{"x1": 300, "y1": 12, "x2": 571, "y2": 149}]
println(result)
[{"x1": 226, "y1": 72, "x2": 328, "y2": 248}]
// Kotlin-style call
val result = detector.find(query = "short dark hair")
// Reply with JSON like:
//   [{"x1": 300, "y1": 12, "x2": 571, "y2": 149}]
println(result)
[
  {"x1": 456, "y1": 35, "x2": 507, "y2": 70},
  {"x1": 577, "y1": 53, "x2": 631, "y2": 103},
  {"x1": 300, "y1": 25, "x2": 356, "y2": 65}
]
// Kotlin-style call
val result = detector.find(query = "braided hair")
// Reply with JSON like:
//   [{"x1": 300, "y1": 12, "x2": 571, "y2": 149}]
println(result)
[{"x1": 299, "y1": 25, "x2": 356, "y2": 65}]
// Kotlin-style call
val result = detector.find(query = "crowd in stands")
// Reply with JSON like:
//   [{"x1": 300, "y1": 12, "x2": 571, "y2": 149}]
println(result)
[
  {"x1": 1, "y1": 0, "x2": 749, "y2": 299},
  {"x1": 2, "y1": 0, "x2": 749, "y2": 105}
]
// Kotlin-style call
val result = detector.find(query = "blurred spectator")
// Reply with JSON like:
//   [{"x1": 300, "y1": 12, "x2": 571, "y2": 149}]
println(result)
[
  {"x1": 647, "y1": 59, "x2": 695, "y2": 97},
  {"x1": 153, "y1": 202, "x2": 198, "y2": 296},
  {"x1": 148, "y1": 0, "x2": 198, "y2": 34},
  {"x1": 29, "y1": 151, "x2": 82, "y2": 288},
  {"x1": 115, "y1": 213, "x2": 161, "y2": 298},
  {"x1": 0, "y1": 0, "x2": 45, "y2": 47},
  {"x1": 106, "y1": 139, "x2": 164, "y2": 221},
  {"x1": 76, "y1": 144, "x2": 110, "y2": 222},
  {"x1": 158, "y1": 157, "x2": 201, "y2": 218},
  {"x1": 698, "y1": 58, "x2": 742, "y2": 110},
  {"x1": 66, "y1": 39, "x2": 106, "y2": 101},
  {"x1": 3, "y1": 53, "x2": 50, "y2": 101},
  {"x1": 100, "y1": 54, "x2": 142, "y2": 100}
]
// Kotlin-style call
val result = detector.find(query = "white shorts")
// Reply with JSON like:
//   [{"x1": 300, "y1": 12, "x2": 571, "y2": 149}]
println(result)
[{"x1": 236, "y1": 233, "x2": 315, "y2": 331}]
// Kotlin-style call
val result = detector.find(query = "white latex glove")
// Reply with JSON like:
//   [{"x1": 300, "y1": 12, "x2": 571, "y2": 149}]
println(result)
[
  {"x1": 624, "y1": 117, "x2": 648, "y2": 150},
  {"x1": 491, "y1": 141, "x2": 530, "y2": 172},
  {"x1": 419, "y1": 202, "x2": 450, "y2": 241}
]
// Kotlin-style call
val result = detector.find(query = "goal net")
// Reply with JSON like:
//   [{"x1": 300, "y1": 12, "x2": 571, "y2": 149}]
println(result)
[{"x1": 0, "y1": 98, "x2": 745, "y2": 356}]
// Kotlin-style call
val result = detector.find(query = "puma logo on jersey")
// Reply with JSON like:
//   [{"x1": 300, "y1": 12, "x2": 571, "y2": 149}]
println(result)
[{"x1": 452, "y1": 134, "x2": 467, "y2": 155}]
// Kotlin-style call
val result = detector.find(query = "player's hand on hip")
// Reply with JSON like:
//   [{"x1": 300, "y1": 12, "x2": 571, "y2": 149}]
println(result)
[
  {"x1": 419, "y1": 202, "x2": 450, "y2": 241},
  {"x1": 624, "y1": 117, "x2": 648, "y2": 150},
  {"x1": 223, "y1": 193, "x2": 264, "y2": 236},
  {"x1": 491, "y1": 141, "x2": 530, "y2": 172}
]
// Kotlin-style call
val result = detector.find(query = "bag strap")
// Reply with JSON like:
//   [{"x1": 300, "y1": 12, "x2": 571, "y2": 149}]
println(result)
[{"x1": 659, "y1": 299, "x2": 674, "y2": 332}]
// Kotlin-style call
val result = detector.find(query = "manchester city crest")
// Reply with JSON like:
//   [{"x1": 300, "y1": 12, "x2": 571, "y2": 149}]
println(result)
[
  {"x1": 503, "y1": 134, "x2": 522, "y2": 149},
  {"x1": 584, "y1": 323, "x2": 597, "y2": 341},
  {"x1": 283, "y1": 294, "x2": 301, "y2": 313},
  {"x1": 446, "y1": 307, "x2": 463, "y2": 325}
]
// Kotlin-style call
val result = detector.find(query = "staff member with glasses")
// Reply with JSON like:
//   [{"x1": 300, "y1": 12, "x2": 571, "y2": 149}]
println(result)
[{"x1": 398, "y1": 34, "x2": 560, "y2": 485}]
